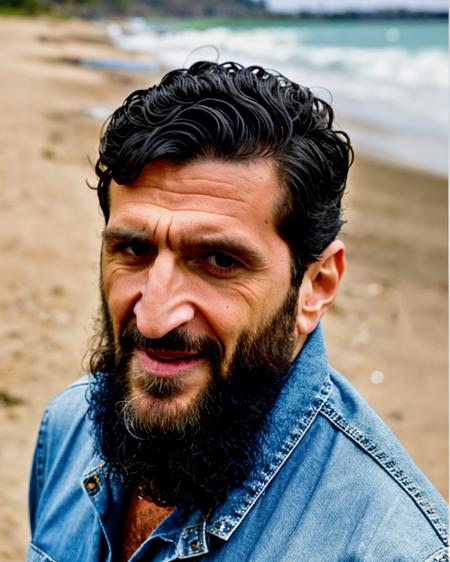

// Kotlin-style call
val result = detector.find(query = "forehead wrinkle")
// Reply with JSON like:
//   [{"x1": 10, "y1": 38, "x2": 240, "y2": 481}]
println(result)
[
  {"x1": 129, "y1": 162, "x2": 272, "y2": 191},
  {"x1": 152, "y1": 212, "x2": 177, "y2": 249},
  {"x1": 124, "y1": 184, "x2": 254, "y2": 207},
  {"x1": 110, "y1": 199, "x2": 261, "y2": 224}
]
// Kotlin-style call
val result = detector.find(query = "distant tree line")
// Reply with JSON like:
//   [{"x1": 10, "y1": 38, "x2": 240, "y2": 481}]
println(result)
[
  {"x1": 0, "y1": 0, "x2": 446, "y2": 19},
  {"x1": 0, "y1": 0, "x2": 269, "y2": 16},
  {"x1": 292, "y1": 9, "x2": 448, "y2": 20}
]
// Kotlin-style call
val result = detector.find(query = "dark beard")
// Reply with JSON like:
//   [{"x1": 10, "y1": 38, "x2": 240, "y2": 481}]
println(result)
[{"x1": 87, "y1": 286, "x2": 299, "y2": 513}]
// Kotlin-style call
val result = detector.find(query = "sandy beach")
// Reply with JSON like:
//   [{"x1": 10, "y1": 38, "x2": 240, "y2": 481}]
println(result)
[{"x1": 0, "y1": 16, "x2": 447, "y2": 560}]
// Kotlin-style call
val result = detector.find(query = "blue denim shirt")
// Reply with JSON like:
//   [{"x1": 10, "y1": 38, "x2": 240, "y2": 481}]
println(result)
[{"x1": 28, "y1": 327, "x2": 448, "y2": 562}]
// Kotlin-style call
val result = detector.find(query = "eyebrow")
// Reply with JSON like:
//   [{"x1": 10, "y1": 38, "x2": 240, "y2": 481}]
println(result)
[
  {"x1": 101, "y1": 228, "x2": 266, "y2": 267},
  {"x1": 179, "y1": 234, "x2": 266, "y2": 267},
  {"x1": 102, "y1": 228, "x2": 149, "y2": 244}
]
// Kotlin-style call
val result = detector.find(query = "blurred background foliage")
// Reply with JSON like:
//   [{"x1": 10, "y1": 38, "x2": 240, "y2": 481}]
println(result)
[{"x1": 0, "y1": 0, "x2": 445, "y2": 19}]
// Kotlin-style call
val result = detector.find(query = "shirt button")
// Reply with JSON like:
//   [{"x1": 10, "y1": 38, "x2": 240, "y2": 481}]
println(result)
[
  {"x1": 189, "y1": 540, "x2": 200, "y2": 551},
  {"x1": 84, "y1": 476, "x2": 100, "y2": 492}
]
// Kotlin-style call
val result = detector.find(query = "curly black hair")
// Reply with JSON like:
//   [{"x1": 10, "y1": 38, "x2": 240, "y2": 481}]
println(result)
[{"x1": 95, "y1": 60, "x2": 353, "y2": 282}]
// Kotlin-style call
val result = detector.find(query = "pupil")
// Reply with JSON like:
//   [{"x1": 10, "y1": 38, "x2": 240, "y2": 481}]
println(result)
[
  {"x1": 132, "y1": 242, "x2": 147, "y2": 256},
  {"x1": 215, "y1": 254, "x2": 234, "y2": 268}
]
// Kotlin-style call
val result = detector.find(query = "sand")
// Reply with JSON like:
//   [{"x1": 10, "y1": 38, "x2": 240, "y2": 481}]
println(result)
[{"x1": 0, "y1": 16, "x2": 447, "y2": 561}]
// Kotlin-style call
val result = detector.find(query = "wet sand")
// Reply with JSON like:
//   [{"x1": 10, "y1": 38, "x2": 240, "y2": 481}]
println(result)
[{"x1": 0, "y1": 16, "x2": 447, "y2": 560}]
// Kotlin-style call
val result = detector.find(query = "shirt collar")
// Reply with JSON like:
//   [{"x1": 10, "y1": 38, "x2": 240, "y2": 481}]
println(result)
[{"x1": 205, "y1": 324, "x2": 332, "y2": 540}]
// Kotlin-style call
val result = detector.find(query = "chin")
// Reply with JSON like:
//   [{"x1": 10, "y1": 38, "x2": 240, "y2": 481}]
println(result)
[{"x1": 123, "y1": 382, "x2": 204, "y2": 434}]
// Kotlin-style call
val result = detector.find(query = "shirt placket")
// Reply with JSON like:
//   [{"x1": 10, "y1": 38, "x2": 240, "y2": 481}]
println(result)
[{"x1": 82, "y1": 464, "x2": 125, "y2": 561}]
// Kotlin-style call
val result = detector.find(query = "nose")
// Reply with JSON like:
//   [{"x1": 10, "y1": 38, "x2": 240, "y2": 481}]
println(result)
[{"x1": 133, "y1": 251, "x2": 196, "y2": 339}]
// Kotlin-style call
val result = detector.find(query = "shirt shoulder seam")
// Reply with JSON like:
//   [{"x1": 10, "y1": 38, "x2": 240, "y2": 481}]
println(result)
[
  {"x1": 46, "y1": 376, "x2": 89, "y2": 407},
  {"x1": 320, "y1": 402, "x2": 448, "y2": 546}
]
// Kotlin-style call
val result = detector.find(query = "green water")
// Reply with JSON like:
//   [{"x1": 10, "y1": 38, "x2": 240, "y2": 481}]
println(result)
[{"x1": 167, "y1": 17, "x2": 447, "y2": 50}]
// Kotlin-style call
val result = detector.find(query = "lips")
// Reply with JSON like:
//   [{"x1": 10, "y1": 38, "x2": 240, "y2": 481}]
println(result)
[
  {"x1": 145, "y1": 350, "x2": 198, "y2": 361},
  {"x1": 136, "y1": 349, "x2": 203, "y2": 377}
]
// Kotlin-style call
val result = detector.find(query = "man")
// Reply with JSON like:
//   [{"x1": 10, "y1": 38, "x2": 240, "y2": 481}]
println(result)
[{"x1": 28, "y1": 61, "x2": 448, "y2": 561}]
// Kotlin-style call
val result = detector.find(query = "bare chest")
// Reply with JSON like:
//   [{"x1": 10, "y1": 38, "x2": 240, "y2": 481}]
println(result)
[{"x1": 119, "y1": 495, "x2": 174, "y2": 562}]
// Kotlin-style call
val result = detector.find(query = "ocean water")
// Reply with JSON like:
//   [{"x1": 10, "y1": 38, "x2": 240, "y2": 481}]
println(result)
[{"x1": 107, "y1": 18, "x2": 448, "y2": 176}]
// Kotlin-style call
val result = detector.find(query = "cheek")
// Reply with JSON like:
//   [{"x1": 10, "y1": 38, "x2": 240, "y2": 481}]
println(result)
[
  {"x1": 221, "y1": 278, "x2": 293, "y2": 353},
  {"x1": 204, "y1": 288, "x2": 270, "y2": 360},
  {"x1": 196, "y1": 294, "x2": 240, "y2": 338},
  {"x1": 103, "y1": 273, "x2": 140, "y2": 336}
]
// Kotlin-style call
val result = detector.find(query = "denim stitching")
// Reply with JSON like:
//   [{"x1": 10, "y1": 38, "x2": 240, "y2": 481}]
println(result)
[
  {"x1": 35, "y1": 407, "x2": 50, "y2": 492},
  {"x1": 425, "y1": 546, "x2": 449, "y2": 562},
  {"x1": 321, "y1": 402, "x2": 449, "y2": 546},
  {"x1": 28, "y1": 542, "x2": 57, "y2": 562}
]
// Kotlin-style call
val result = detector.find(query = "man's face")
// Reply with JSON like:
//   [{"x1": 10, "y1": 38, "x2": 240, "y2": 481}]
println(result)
[{"x1": 101, "y1": 158, "x2": 302, "y2": 432}]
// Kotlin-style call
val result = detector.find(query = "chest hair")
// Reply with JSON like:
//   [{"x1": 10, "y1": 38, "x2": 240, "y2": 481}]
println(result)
[{"x1": 120, "y1": 493, "x2": 175, "y2": 562}]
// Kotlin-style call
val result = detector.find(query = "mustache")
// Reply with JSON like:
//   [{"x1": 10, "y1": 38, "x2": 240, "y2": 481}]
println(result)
[{"x1": 119, "y1": 324, "x2": 224, "y2": 361}]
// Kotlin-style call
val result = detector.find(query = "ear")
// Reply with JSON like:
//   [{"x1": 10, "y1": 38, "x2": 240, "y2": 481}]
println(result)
[{"x1": 295, "y1": 240, "x2": 345, "y2": 338}]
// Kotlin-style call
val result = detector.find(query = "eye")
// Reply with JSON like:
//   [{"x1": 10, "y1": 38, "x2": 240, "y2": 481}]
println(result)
[
  {"x1": 110, "y1": 240, "x2": 155, "y2": 262},
  {"x1": 123, "y1": 240, "x2": 150, "y2": 257},
  {"x1": 206, "y1": 253, "x2": 240, "y2": 271}
]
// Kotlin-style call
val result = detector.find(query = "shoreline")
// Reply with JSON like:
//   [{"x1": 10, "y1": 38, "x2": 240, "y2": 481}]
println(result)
[
  {"x1": 339, "y1": 119, "x2": 448, "y2": 180},
  {"x1": 0, "y1": 16, "x2": 447, "y2": 561},
  {"x1": 103, "y1": 17, "x2": 448, "y2": 180}
]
